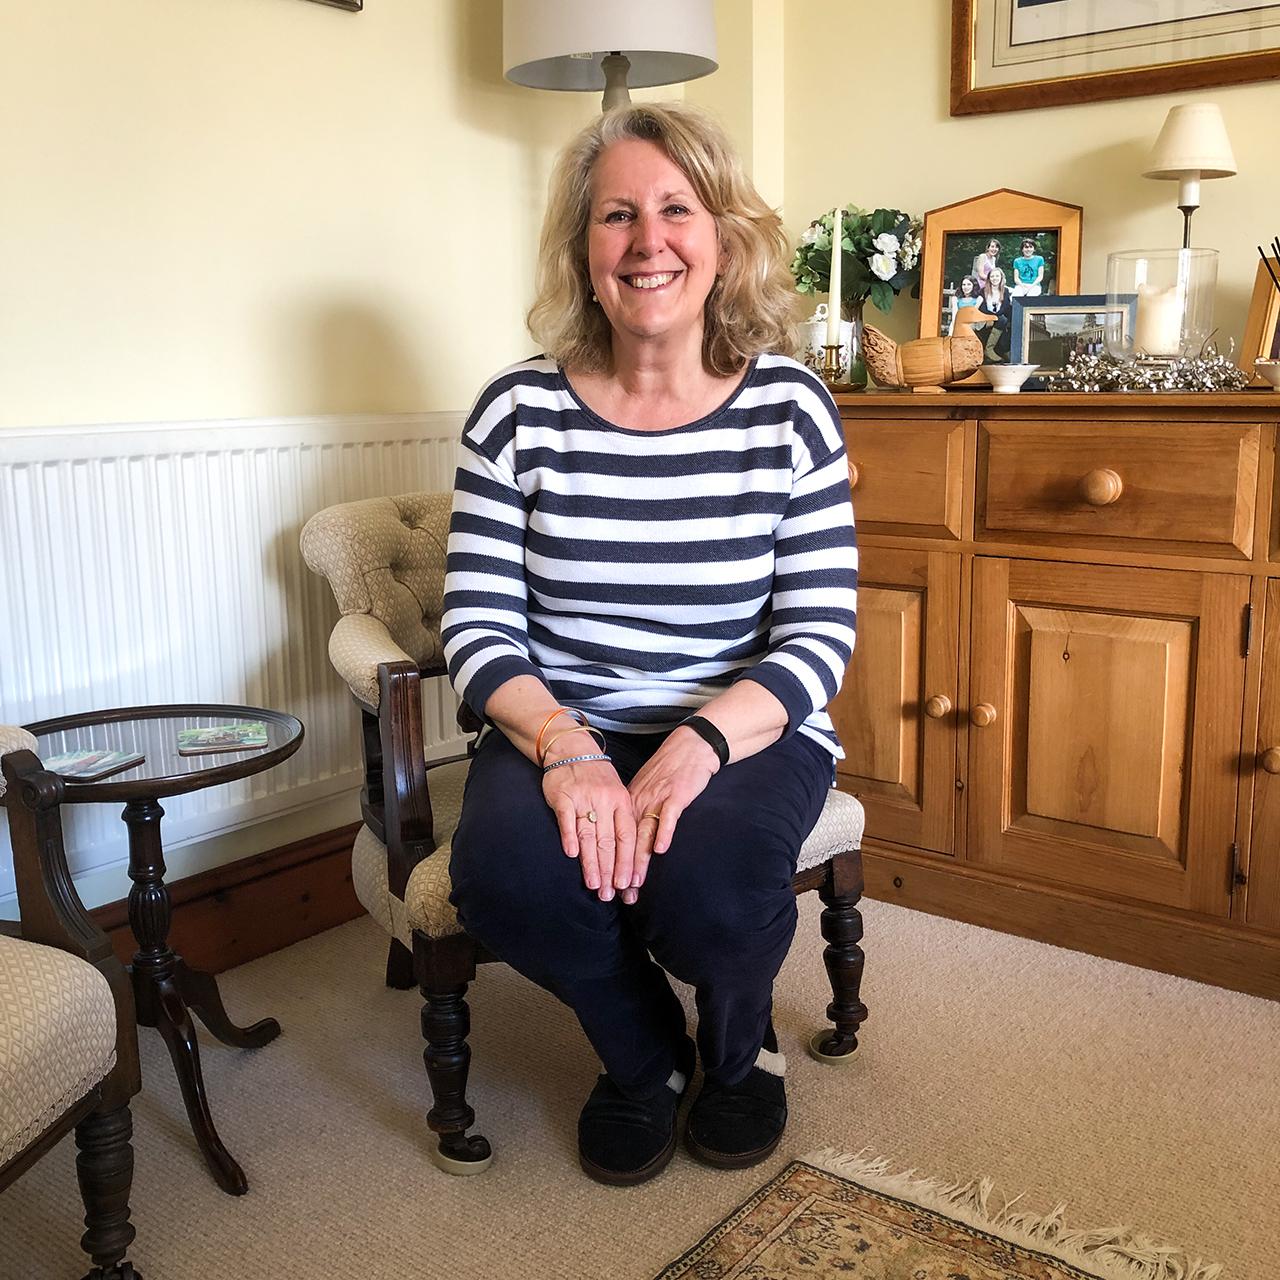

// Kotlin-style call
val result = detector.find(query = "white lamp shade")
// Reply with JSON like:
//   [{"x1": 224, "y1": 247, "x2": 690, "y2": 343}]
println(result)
[
  {"x1": 503, "y1": 0, "x2": 717, "y2": 91},
  {"x1": 1143, "y1": 103, "x2": 1237, "y2": 180}
]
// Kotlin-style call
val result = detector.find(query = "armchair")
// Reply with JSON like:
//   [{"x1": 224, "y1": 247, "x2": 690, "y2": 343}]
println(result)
[
  {"x1": 1, "y1": 727, "x2": 142, "y2": 1279},
  {"x1": 301, "y1": 493, "x2": 867, "y2": 1176}
]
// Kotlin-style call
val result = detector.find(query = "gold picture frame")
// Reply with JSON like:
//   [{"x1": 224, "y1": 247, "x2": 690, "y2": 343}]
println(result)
[
  {"x1": 1241, "y1": 257, "x2": 1280, "y2": 380},
  {"x1": 952, "y1": 0, "x2": 1280, "y2": 117},
  {"x1": 919, "y1": 188, "x2": 1083, "y2": 384}
]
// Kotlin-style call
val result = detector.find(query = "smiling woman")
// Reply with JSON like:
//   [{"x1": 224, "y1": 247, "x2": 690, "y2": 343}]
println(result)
[{"x1": 439, "y1": 103, "x2": 858, "y2": 1188}]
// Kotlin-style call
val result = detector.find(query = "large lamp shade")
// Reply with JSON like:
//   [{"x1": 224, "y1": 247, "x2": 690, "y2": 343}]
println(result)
[{"x1": 504, "y1": 0, "x2": 717, "y2": 106}]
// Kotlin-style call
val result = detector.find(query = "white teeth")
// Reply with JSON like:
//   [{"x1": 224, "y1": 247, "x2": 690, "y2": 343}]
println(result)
[{"x1": 627, "y1": 272, "x2": 676, "y2": 289}]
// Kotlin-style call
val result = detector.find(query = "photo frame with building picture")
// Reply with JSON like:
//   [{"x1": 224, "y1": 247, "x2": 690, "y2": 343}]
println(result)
[
  {"x1": 919, "y1": 189, "x2": 1083, "y2": 384},
  {"x1": 1009, "y1": 293, "x2": 1138, "y2": 379},
  {"x1": 1241, "y1": 256, "x2": 1280, "y2": 379}
]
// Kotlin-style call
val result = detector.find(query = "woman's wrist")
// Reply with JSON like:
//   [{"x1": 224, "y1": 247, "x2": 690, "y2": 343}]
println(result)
[{"x1": 540, "y1": 726, "x2": 601, "y2": 766}]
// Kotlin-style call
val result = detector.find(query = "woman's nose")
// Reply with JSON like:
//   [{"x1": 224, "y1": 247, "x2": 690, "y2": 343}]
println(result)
[{"x1": 629, "y1": 212, "x2": 663, "y2": 256}]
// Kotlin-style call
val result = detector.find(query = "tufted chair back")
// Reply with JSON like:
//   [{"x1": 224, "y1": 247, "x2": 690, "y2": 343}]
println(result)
[{"x1": 300, "y1": 493, "x2": 453, "y2": 707}]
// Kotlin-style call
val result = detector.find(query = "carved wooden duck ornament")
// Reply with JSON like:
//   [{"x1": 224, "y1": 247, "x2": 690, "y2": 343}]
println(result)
[{"x1": 862, "y1": 306, "x2": 990, "y2": 393}]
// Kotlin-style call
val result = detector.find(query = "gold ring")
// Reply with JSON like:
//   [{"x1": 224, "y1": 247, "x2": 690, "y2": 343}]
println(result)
[{"x1": 643, "y1": 811, "x2": 661, "y2": 822}]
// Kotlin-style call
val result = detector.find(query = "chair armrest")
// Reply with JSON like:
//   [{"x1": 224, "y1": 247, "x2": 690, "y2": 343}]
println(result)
[
  {"x1": 1, "y1": 751, "x2": 141, "y2": 1105},
  {"x1": 0, "y1": 726, "x2": 37, "y2": 799},
  {"x1": 329, "y1": 613, "x2": 416, "y2": 708}
]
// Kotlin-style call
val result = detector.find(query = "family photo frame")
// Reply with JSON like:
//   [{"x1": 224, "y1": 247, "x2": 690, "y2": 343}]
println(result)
[
  {"x1": 952, "y1": 0, "x2": 1280, "y2": 115},
  {"x1": 919, "y1": 188, "x2": 1083, "y2": 384}
]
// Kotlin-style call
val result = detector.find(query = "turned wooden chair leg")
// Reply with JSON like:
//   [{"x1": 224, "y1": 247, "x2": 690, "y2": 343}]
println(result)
[
  {"x1": 415, "y1": 932, "x2": 491, "y2": 1175},
  {"x1": 809, "y1": 852, "x2": 869, "y2": 1064},
  {"x1": 385, "y1": 937, "x2": 415, "y2": 990},
  {"x1": 74, "y1": 1103, "x2": 139, "y2": 1280}
]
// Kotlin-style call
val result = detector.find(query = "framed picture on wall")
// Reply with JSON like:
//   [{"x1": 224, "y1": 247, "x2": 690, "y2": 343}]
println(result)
[
  {"x1": 952, "y1": 0, "x2": 1280, "y2": 116},
  {"x1": 919, "y1": 188, "x2": 1082, "y2": 381},
  {"x1": 1009, "y1": 293, "x2": 1137, "y2": 379},
  {"x1": 1242, "y1": 256, "x2": 1280, "y2": 379},
  {"x1": 305, "y1": 0, "x2": 362, "y2": 9}
]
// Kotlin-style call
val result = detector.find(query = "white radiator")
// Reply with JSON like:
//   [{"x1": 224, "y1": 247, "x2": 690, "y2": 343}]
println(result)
[{"x1": 0, "y1": 413, "x2": 465, "y2": 909}]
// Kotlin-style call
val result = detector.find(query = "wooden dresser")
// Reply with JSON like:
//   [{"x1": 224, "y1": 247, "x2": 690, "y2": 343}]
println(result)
[{"x1": 831, "y1": 390, "x2": 1280, "y2": 999}]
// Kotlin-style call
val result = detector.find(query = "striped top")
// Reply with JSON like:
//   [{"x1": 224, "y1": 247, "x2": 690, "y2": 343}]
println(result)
[{"x1": 441, "y1": 353, "x2": 858, "y2": 757}]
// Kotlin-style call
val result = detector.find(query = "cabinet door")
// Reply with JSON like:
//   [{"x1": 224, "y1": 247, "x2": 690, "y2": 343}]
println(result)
[
  {"x1": 829, "y1": 547, "x2": 960, "y2": 855},
  {"x1": 1247, "y1": 581, "x2": 1280, "y2": 931},
  {"x1": 968, "y1": 558, "x2": 1247, "y2": 915}
]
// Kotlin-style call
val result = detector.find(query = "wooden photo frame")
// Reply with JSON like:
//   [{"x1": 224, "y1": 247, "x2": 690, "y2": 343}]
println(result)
[
  {"x1": 1241, "y1": 257, "x2": 1280, "y2": 380},
  {"x1": 952, "y1": 0, "x2": 1280, "y2": 116},
  {"x1": 919, "y1": 188, "x2": 1082, "y2": 383}
]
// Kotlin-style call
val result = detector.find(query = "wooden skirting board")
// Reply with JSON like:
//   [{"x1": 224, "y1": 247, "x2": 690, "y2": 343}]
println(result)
[
  {"x1": 91, "y1": 824, "x2": 365, "y2": 974},
  {"x1": 863, "y1": 844, "x2": 1280, "y2": 1002}
]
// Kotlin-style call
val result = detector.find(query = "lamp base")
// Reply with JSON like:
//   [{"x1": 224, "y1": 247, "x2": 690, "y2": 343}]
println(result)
[{"x1": 601, "y1": 52, "x2": 631, "y2": 111}]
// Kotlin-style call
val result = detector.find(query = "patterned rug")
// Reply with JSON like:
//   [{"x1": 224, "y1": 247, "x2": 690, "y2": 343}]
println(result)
[{"x1": 655, "y1": 1151, "x2": 1221, "y2": 1280}]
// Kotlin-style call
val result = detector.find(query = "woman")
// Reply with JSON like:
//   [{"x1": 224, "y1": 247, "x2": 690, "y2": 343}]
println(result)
[
  {"x1": 947, "y1": 274, "x2": 982, "y2": 333},
  {"x1": 981, "y1": 265, "x2": 1013, "y2": 362},
  {"x1": 441, "y1": 103, "x2": 857, "y2": 1187},
  {"x1": 972, "y1": 238, "x2": 1001, "y2": 290}
]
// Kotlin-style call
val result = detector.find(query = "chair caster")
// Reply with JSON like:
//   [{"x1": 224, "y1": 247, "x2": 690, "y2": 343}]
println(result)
[
  {"x1": 428, "y1": 1133, "x2": 492, "y2": 1176},
  {"x1": 808, "y1": 1029, "x2": 860, "y2": 1064}
]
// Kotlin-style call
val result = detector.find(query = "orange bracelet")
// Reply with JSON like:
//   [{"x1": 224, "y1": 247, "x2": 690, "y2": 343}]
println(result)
[
  {"x1": 540, "y1": 724, "x2": 606, "y2": 767},
  {"x1": 534, "y1": 707, "x2": 585, "y2": 763}
]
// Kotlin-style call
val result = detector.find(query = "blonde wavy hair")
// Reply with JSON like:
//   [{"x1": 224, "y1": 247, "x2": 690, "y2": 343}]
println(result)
[{"x1": 527, "y1": 102, "x2": 797, "y2": 376}]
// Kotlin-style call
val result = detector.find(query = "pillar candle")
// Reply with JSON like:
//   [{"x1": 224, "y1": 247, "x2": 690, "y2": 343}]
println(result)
[
  {"x1": 826, "y1": 207, "x2": 843, "y2": 347},
  {"x1": 1134, "y1": 283, "x2": 1183, "y2": 356}
]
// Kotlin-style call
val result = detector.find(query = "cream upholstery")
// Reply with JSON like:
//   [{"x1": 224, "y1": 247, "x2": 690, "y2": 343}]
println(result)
[
  {"x1": 0, "y1": 936, "x2": 117, "y2": 1166},
  {"x1": 300, "y1": 493, "x2": 452, "y2": 707},
  {"x1": 797, "y1": 787, "x2": 866, "y2": 873},
  {"x1": 0, "y1": 725, "x2": 38, "y2": 799}
]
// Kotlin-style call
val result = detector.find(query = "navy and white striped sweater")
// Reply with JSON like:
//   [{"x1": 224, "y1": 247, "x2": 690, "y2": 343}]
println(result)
[{"x1": 441, "y1": 353, "x2": 858, "y2": 758}]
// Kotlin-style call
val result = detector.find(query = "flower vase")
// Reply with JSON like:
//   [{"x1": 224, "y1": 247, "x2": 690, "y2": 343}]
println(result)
[{"x1": 845, "y1": 299, "x2": 867, "y2": 391}]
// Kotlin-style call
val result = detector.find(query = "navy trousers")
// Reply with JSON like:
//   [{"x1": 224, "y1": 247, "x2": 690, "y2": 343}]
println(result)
[{"x1": 448, "y1": 727, "x2": 831, "y2": 1099}]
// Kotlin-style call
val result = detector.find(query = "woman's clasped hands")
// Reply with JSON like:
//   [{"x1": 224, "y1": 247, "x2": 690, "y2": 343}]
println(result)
[{"x1": 541, "y1": 724, "x2": 721, "y2": 906}]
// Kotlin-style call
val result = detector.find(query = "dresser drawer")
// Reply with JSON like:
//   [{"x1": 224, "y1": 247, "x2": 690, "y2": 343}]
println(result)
[
  {"x1": 842, "y1": 418, "x2": 964, "y2": 539},
  {"x1": 976, "y1": 420, "x2": 1259, "y2": 557}
]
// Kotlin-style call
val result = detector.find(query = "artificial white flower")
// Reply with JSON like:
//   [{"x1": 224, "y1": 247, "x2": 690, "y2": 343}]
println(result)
[
  {"x1": 870, "y1": 252, "x2": 896, "y2": 281},
  {"x1": 802, "y1": 223, "x2": 822, "y2": 246},
  {"x1": 872, "y1": 232, "x2": 900, "y2": 255}
]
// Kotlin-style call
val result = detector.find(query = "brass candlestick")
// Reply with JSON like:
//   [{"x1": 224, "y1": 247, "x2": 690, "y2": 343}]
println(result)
[{"x1": 821, "y1": 343, "x2": 854, "y2": 392}]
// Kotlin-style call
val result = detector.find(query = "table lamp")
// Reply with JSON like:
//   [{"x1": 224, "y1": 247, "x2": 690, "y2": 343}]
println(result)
[
  {"x1": 503, "y1": 0, "x2": 717, "y2": 112},
  {"x1": 1143, "y1": 102, "x2": 1237, "y2": 249}
]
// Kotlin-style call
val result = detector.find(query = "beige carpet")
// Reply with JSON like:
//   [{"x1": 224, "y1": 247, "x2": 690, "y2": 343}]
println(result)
[{"x1": 2, "y1": 896, "x2": 1277, "y2": 1279}]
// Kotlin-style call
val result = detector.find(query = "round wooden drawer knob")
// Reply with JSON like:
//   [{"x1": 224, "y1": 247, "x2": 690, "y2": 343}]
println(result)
[
  {"x1": 924, "y1": 694, "x2": 952, "y2": 719},
  {"x1": 1261, "y1": 747, "x2": 1280, "y2": 775},
  {"x1": 970, "y1": 703, "x2": 998, "y2": 728},
  {"x1": 1080, "y1": 468, "x2": 1124, "y2": 506},
  {"x1": 847, "y1": 460, "x2": 860, "y2": 490}
]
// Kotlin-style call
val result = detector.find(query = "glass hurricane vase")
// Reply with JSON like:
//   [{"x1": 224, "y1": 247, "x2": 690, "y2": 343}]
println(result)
[{"x1": 1104, "y1": 248, "x2": 1219, "y2": 362}]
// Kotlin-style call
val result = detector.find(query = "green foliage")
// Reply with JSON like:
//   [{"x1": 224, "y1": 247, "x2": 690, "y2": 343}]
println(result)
[{"x1": 790, "y1": 204, "x2": 923, "y2": 315}]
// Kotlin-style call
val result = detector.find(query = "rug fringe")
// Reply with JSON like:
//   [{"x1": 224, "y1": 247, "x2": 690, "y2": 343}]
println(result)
[{"x1": 800, "y1": 1148, "x2": 1222, "y2": 1280}]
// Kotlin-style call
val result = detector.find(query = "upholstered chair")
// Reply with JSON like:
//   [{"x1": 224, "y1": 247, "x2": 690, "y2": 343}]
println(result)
[
  {"x1": 1, "y1": 728, "x2": 142, "y2": 1278},
  {"x1": 301, "y1": 493, "x2": 867, "y2": 1176}
]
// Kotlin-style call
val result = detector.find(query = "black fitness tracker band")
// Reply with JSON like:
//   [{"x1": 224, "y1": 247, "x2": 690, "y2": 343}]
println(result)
[{"x1": 681, "y1": 715, "x2": 730, "y2": 767}]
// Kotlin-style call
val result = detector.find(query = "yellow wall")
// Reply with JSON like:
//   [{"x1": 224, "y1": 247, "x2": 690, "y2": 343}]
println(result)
[
  {"x1": 0, "y1": 0, "x2": 603, "y2": 429},
  {"x1": 781, "y1": 0, "x2": 1277, "y2": 349}
]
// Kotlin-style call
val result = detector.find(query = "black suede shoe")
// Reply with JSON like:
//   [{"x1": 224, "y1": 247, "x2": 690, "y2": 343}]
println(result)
[
  {"x1": 578, "y1": 1038, "x2": 695, "y2": 1186},
  {"x1": 685, "y1": 1057, "x2": 787, "y2": 1170}
]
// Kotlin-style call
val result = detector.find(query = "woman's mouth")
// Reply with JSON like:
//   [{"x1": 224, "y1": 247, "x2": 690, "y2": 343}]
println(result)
[{"x1": 622, "y1": 271, "x2": 681, "y2": 291}]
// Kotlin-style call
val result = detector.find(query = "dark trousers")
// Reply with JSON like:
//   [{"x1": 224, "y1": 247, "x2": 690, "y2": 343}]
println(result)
[{"x1": 448, "y1": 727, "x2": 831, "y2": 1098}]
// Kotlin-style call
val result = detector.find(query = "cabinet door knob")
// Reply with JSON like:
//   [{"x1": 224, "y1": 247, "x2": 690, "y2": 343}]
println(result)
[
  {"x1": 970, "y1": 703, "x2": 997, "y2": 728},
  {"x1": 1261, "y1": 747, "x2": 1280, "y2": 775},
  {"x1": 1080, "y1": 468, "x2": 1124, "y2": 506},
  {"x1": 924, "y1": 694, "x2": 952, "y2": 719},
  {"x1": 847, "y1": 460, "x2": 860, "y2": 490}
]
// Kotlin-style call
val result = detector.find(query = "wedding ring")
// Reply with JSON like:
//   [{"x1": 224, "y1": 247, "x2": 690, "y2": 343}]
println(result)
[{"x1": 643, "y1": 811, "x2": 661, "y2": 822}]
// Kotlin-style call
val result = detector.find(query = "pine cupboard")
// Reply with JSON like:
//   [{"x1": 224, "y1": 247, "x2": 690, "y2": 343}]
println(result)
[{"x1": 832, "y1": 392, "x2": 1280, "y2": 999}]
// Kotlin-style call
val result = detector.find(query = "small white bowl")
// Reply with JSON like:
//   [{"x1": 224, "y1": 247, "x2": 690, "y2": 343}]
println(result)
[
  {"x1": 1255, "y1": 359, "x2": 1280, "y2": 390},
  {"x1": 983, "y1": 363, "x2": 1039, "y2": 393}
]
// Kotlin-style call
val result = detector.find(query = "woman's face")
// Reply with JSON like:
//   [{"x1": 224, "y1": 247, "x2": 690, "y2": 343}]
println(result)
[
  {"x1": 586, "y1": 138, "x2": 723, "y2": 351},
  {"x1": 988, "y1": 268, "x2": 1005, "y2": 289},
  {"x1": 960, "y1": 278, "x2": 977, "y2": 296},
  {"x1": 985, "y1": 240, "x2": 1000, "y2": 256}
]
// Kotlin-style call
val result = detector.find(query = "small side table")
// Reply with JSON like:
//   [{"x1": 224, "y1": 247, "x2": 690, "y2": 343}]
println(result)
[{"x1": 23, "y1": 703, "x2": 304, "y2": 1196}]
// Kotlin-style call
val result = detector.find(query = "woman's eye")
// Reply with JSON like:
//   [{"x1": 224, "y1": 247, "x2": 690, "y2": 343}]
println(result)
[
  {"x1": 664, "y1": 204, "x2": 690, "y2": 217},
  {"x1": 603, "y1": 210, "x2": 632, "y2": 224}
]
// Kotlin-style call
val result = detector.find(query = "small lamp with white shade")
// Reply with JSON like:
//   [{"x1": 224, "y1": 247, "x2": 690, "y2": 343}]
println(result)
[
  {"x1": 1104, "y1": 104, "x2": 1237, "y2": 365},
  {"x1": 503, "y1": 0, "x2": 717, "y2": 112}
]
